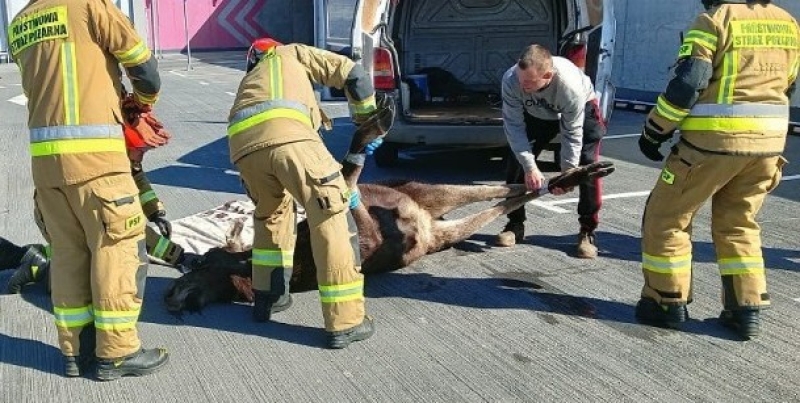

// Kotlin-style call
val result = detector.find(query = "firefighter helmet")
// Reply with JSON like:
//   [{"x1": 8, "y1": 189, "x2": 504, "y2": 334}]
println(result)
[{"x1": 246, "y1": 37, "x2": 283, "y2": 72}]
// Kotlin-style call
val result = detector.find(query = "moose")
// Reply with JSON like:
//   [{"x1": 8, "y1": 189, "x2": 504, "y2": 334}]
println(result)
[{"x1": 164, "y1": 106, "x2": 615, "y2": 315}]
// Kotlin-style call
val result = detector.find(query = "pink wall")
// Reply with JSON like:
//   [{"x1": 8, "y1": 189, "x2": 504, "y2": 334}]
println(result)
[{"x1": 146, "y1": 0, "x2": 272, "y2": 51}]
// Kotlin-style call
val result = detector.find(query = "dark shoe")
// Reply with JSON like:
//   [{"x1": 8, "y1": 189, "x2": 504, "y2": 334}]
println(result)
[
  {"x1": 64, "y1": 356, "x2": 81, "y2": 378},
  {"x1": 96, "y1": 347, "x2": 170, "y2": 381},
  {"x1": 494, "y1": 222, "x2": 524, "y2": 247},
  {"x1": 6, "y1": 245, "x2": 49, "y2": 294},
  {"x1": 575, "y1": 231, "x2": 598, "y2": 259},
  {"x1": 635, "y1": 298, "x2": 688, "y2": 329},
  {"x1": 63, "y1": 354, "x2": 95, "y2": 378},
  {"x1": 253, "y1": 291, "x2": 293, "y2": 323},
  {"x1": 328, "y1": 316, "x2": 375, "y2": 349},
  {"x1": 720, "y1": 309, "x2": 760, "y2": 340}
]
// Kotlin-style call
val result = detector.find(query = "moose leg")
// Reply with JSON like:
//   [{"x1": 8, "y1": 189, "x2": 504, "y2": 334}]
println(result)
[
  {"x1": 427, "y1": 191, "x2": 540, "y2": 253},
  {"x1": 426, "y1": 161, "x2": 618, "y2": 252},
  {"x1": 390, "y1": 183, "x2": 529, "y2": 219}
]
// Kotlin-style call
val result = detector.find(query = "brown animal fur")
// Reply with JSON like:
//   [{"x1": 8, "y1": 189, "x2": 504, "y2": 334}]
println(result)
[
  {"x1": 163, "y1": 111, "x2": 613, "y2": 314},
  {"x1": 164, "y1": 164, "x2": 613, "y2": 315}
]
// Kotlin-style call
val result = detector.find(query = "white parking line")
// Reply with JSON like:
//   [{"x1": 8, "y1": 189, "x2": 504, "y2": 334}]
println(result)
[
  {"x1": 531, "y1": 173, "x2": 798, "y2": 215},
  {"x1": 529, "y1": 201, "x2": 570, "y2": 213},
  {"x1": 199, "y1": 81, "x2": 210, "y2": 86},
  {"x1": 225, "y1": 91, "x2": 236, "y2": 96},
  {"x1": 7, "y1": 94, "x2": 27, "y2": 105},
  {"x1": 604, "y1": 133, "x2": 641, "y2": 140},
  {"x1": 169, "y1": 70, "x2": 187, "y2": 77},
  {"x1": 530, "y1": 190, "x2": 651, "y2": 213}
]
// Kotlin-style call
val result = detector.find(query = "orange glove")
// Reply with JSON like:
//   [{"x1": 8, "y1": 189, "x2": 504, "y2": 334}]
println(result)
[
  {"x1": 121, "y1": 93, "x2": 171, "y2": 150},
  {"x1": 124, "y1": 114, "x2": 171, "y2": 148}
]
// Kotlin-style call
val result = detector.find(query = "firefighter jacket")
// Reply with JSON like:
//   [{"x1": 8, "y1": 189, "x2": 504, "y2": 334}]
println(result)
[
  {"x1": 227, "y1": 44, "x2": 377, "y2": 163},
  {"x1": 647, "y1": 2, "x2": 800, "y2": 155},
  {"x1": 10, "y1": 0, "x2": 160, "y2": 187}
]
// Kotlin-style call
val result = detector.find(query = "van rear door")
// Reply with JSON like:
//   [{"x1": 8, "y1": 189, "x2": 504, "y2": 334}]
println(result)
[
  {"x1": 585, "y1": 0, "x2": 616, "y2": 122},
  {"x1": 313, "y1": 0, "x2": 394, "y2": 100}
]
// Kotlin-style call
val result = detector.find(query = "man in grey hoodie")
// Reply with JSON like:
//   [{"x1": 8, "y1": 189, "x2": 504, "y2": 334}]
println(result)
[{"x1": 495, "y1": 44, "x2": 606, "y2": 259}]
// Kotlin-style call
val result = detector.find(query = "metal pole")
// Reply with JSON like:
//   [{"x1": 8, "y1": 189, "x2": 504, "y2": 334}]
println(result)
[
  {"x1": 152, "y1": 0, "x2": 162, "y2": 58},
  {"x1": 182, "y1": 0, "x2": 192, "y2": 70}
]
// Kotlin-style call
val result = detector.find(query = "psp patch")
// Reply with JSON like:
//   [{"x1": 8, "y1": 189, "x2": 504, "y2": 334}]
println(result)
[
  {"x1": 678, "y1": 43, "x2": 692, "y2": 58},
  {"x1": 125, "y1": 214, "x2": 143, "y2": 230},
  {"x1": 661, "y1": 167, "x2": 676, "y2": 185}
]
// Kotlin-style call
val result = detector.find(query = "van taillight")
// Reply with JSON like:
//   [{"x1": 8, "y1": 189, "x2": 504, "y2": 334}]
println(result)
[
  {"x1": 565, "y1": 43, "x2": 587, "y2": 71},
  {"x1": 373, "y1": 47, "x2": 395, "y2": 90}
]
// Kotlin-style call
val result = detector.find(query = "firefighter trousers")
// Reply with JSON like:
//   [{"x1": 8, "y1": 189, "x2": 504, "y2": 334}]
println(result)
[
  {"x1": 236, "y1": 140, "x2": 365, "y2": 332},
  {"x1": 35, "y1": 173, "x2": 148, "y2": 359},
  {"x1": 641, "y1": 140, "x2": 786, "y2": 310}
]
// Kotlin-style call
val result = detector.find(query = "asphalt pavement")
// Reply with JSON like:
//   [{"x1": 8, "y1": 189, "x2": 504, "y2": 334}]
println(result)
[{"x1": 1, "y1": 52, "x2": 799, "y2": 403}]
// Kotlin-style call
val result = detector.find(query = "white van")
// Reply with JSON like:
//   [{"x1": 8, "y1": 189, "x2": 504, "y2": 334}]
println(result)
[{"x1": 315, "y1": 0, "x2": 617, "y2": 167}]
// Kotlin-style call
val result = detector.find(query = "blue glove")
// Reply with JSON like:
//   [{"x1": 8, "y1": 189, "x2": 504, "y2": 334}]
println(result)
[
  {"x1": 365, "y1": 137, "x2": 384, "y2": 155},
  {"x1": 348, "y1": 189, "x2": 361, "y2": 209}
]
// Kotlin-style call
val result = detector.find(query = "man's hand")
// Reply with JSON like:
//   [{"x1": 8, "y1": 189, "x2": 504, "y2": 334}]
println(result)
[
  {"x1": 524, "y1": 168, "x2": 546, "y2": 192},
  {"x1": 148, "y1": 211, "x2": 172, "y2": 238}
]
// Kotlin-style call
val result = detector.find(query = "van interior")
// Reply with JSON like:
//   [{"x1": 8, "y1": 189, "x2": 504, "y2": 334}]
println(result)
[{"x1": 382, "y1": 0, "x2": 594, "y2": 125}]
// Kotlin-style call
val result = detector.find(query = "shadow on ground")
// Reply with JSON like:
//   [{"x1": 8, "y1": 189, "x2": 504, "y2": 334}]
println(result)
[{"x1": 0, "y1": 332, "x2": 64, "y2": 377}]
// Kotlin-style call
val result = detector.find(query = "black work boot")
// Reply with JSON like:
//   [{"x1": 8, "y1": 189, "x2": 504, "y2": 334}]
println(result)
[
  {"x1": 494, "y1": 222, "x2": 525, "y2": 247},
  {"x1": 252, "y1": 291, "x2": 293, "y2": 323},
  {"x1": 720, "y1": 309, "x2": 760, "y2": 340},
  {"x1": 328, "y1": 316, "x2": 375, "y2": 349},
  {"x1": 96, "y1": 347, "x2": 170, "y2": 381},
  {"x1": 6, "y1": 245, "x2": 49, "y2": 294},
  {"x1": 634, "y1": 298, "x2": 688, "y2": 329},
  {"x1": 64, "y1": 356, "x2": 82, "y2": 378},
  {"x1": 64, "y1": 325, "x2": 97, "y2": 377}
]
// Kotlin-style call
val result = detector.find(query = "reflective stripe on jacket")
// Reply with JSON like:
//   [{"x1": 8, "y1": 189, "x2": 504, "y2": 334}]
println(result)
[
  {"x1": 227, "y1": 44, "x2": 376, "y2": 163},
  {"x1": 11, "y1": 0, "x2": 158, "y2": 186},
  {"x1": 650, "y1": 3, "x2": 800, "y2": 155}
]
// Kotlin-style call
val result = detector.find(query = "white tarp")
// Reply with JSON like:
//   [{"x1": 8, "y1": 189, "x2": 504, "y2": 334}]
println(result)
[{"x1": 165, "y1": 200, "x2": 306, "y2": 257}]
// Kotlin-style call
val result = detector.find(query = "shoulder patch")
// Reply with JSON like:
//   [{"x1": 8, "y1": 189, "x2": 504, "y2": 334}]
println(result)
[{"x1": 8, "y1": 6, "x2": 70, "y2": 56}]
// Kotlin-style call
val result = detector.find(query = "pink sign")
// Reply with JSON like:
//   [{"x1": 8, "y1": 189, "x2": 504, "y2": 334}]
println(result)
[{"x1": 146, "y1": 0, "x2": 272, "y2": 51}]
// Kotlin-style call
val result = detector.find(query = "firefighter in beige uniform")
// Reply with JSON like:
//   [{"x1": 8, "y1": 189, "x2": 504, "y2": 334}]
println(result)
[
  {"x1": 6, "y1": 159, "x2": 185, "y2": 294},
  {"x1": 9, "y1": 0, "x2": 169, "y2": 379},
  {"x1": 229, "y1": 39, "x2": 383, "y2": 348},
  {"x1": 635, "y1": 0, "x2": 799, "y2": 339}
]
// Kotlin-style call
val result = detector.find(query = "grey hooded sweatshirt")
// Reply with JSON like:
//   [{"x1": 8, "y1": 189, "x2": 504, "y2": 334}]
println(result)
[{"x1": 501, "y1": 56, "x2": 596, "y2": 173}]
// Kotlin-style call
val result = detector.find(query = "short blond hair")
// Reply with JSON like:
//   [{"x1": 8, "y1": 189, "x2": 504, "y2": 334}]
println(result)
[{"x1": 517, "y1": 44, "x2": 553, "y2": 73}]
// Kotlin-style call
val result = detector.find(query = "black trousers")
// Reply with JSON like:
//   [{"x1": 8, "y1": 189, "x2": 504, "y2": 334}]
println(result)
[{"x1": 505, "y1": 99, "x2": 606, "y2": 232}]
